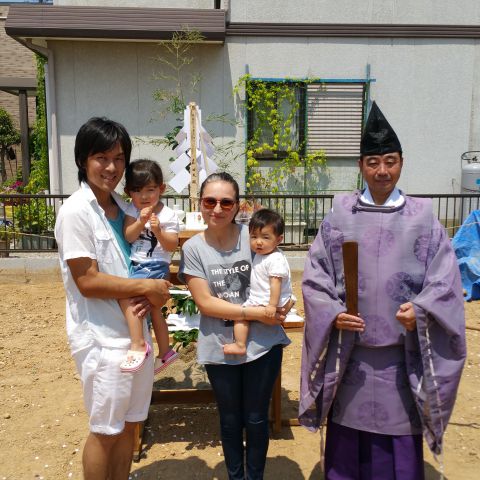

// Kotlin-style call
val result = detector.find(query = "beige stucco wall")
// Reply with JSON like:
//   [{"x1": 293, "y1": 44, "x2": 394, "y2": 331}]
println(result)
[
  {"x1": 229, "y1": 0, "x2": 480, "y2": 24},
  {"x1": 50, "y1": 39, "x2": 241, "y2": 194}
]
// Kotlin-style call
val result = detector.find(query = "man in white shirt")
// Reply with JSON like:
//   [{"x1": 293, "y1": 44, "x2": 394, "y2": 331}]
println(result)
[{"x1": 55, "y1": 117, "x2": 171, "y2": 479}]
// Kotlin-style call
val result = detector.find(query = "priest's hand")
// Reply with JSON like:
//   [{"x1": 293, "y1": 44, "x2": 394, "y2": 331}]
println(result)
[
  {"x1": 334, "y1": 312, "x2": 365, "y2": 332},
  {"x1": 396, "y1": 302, "x2": 416, "y2": 331}
]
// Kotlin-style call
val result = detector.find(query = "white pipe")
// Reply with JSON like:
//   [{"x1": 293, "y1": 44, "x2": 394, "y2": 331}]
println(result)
[
  {"x1": 44, "y1": 53, "x2": 61, "y2": 195},
  {"x1": 24, "y1": 41, "x2": 61, "y2": 195}
]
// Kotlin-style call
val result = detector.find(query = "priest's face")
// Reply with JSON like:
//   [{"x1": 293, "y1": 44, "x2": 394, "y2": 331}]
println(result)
[{"x1": 359, "y1": 152, "x2": 403, "y2": 204}]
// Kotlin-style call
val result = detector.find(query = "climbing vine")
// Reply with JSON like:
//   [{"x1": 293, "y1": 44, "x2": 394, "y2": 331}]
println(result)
[
  {"x1": 234, "y1": 74, "x2": 327, "y2": 194},
  {"x1": 25, "y1": 54, "x2": 49, "y2": 193}
]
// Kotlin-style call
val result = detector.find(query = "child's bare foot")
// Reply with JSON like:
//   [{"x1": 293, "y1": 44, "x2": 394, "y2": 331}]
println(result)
[{"x1": 223, "y1": 342, "x2": 247, "y2": 355}]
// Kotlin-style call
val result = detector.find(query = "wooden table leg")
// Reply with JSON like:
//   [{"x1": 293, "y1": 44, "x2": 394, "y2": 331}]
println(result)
[
  {"x1": 132, "y1": 421, "x2": 144, "y2": 462},
  {"x1": 271, "y1": 370, "x2": 282, "y2": 433}
]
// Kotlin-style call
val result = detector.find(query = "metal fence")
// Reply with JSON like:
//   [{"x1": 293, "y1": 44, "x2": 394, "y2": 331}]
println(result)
[{"x1": 1, "y1": 192, "x2": 479, "y2": 255}]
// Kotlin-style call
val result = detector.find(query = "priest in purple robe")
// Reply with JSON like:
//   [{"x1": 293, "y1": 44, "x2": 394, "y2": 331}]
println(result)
[{"x1": 299, "y1": 102, "x2": 466, "y2": 479}]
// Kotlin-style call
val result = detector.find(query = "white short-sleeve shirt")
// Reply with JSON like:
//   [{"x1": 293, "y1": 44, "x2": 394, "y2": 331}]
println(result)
[
  {"x1": 245, "y1": 250, "x2": 293, "y2": 307},
  {"x1": 125, "y1": 203, "x2": 179, "y2": 264},
  {"x1": 55, "y1": 182, "x2": 140, "y2": 354}
]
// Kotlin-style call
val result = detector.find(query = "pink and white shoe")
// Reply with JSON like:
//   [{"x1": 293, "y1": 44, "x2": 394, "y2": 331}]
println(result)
[
  {"x1": 154, "y1": 349, "x2": 179, "y2": 375},
  {"x1": 120, "y1": 343, "x2": 152, "y2": 373}
]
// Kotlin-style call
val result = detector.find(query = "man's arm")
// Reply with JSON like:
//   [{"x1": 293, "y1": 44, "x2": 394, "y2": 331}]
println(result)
[
  {"x1": 67, "y1": 257, "x2": 171, "y2": 307},
  {"x1": 396, "y1": 302, "x2": 416, "y2": 331}
]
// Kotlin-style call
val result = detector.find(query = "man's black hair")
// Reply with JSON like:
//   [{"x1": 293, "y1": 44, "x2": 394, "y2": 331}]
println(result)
[
  {"x1": 74, "y1": 117, "x2": 132, "y2": 184},
  {"x1": 249, "y1": 208, "x2": 285, "y2": 236},
  {"x1": 359, "y1": 151, "x2": 403, "y2": 162}
]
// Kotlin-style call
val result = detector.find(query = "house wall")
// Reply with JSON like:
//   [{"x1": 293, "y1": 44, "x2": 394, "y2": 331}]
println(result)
[
  {"x1": 229, "y1": 0, "x2": 480, "y2": 24},
  {"x1": 230, "y1": 37, "x2": 478, "y2": 195},
  {"x1": 47, "y1": 0, "x2": 480, "y2": 195},
  {"x1": 51, "y1": 40, "x2": 238, "y2": 194}
]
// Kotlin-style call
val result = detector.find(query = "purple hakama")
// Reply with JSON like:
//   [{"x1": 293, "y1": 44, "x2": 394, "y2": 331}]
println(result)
[
  {"x1": 325, "y1": 418, "x2": 424, "y2": 480},
  {"x1": 299, "y1": 192, "x2": 466, "y2": 478}
]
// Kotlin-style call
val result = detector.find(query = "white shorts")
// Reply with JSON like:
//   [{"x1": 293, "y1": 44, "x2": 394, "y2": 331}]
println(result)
[{"x1": 73, "y1": 342, "x2": 154, "y2": 435}]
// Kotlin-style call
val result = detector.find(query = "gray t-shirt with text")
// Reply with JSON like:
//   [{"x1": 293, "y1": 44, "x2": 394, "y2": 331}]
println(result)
[{"x1": 179, "y1": 224, "x2": 290, "y2": 365}]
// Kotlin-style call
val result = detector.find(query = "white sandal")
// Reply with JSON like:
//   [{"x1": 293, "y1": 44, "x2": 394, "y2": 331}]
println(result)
[{"x1": 120, "y1": 343, "x2": 152, "y2": 373}]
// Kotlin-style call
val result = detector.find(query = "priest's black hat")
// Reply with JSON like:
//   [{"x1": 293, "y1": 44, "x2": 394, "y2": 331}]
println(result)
[{"x1": 360, "y1": 101, "x2": 402, "y2": 156}]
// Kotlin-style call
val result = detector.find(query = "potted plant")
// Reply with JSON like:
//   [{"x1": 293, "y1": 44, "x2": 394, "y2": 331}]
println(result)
[
  {"x1": 171, "y1": 329, "x2": 199, "y2": 349},
  {"x1": 0, "y1": 219, "x2": 15, "y2": 257},
  {"x1": 161, "y1": 291, "x2": 200, "y2": 348},
  {"x1": 13, "y1": 199, "x2": 55, "y2": 250},
  {"x1": 0, "y1": 108, "x2": 20, "y2": 184},
  {"x1": 236, "y1": 198, "x2": 263, "y2": 225}
]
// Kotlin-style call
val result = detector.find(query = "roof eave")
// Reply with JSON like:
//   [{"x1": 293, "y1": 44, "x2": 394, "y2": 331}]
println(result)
[{"x1": 5, "y1": 4, "x2": 226, "y2": 44}]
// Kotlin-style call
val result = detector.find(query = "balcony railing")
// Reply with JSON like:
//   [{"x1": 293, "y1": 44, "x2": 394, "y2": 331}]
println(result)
[{"x1": 1, "y1": 192, "x2": 479, "y2": 255}]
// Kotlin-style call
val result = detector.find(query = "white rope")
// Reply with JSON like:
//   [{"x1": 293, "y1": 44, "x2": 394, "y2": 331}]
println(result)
[
  {"x1": 332, "y1": 329, "x2": 342, "y2": 399},
  {"x1": 425, "y1": 324, "x2": 445, "y2": 480},
  {"x1": 445, "y1": 220, "x2": 480, "y2": 232}
]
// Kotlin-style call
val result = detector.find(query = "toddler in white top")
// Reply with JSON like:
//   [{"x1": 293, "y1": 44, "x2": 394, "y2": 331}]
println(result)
[
  {"x1": 223, "y1": 208, "x2": 294, "y2": 355},
  {"x1": 119, "y1": 159, "x2": 179, "y2": 374}
]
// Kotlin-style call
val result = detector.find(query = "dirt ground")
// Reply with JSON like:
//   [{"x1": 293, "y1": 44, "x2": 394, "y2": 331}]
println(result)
[{"x1": 1, "y1": 271, "x2": 479, "y2": 479}]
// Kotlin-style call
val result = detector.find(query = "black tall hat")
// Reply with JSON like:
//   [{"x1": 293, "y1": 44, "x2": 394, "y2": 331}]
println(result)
[{"x1": 360, "y1": 101, "x2": 402, "y2": 155}]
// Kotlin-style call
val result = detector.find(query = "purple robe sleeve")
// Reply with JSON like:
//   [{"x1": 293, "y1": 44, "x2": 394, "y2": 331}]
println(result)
[
  {"x1": 299, "y1": 219, "x2": 347, "y2": 430},
  {"x1": 410, "y1": 220, "x2": 466, "y2": 454}
]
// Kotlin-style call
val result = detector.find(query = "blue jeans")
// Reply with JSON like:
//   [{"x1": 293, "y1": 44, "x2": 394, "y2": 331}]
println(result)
[
  {"x1": 205, "y1": 345, "x2": 283, "y2": 480},
  {"x1": 129, "y1": 260, "x2": 170, "y2": 280}
]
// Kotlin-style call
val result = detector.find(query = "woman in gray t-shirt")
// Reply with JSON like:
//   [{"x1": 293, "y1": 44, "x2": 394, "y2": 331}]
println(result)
[{"x1": 180, "y1": 173, "x2": 290, "y2": 479}]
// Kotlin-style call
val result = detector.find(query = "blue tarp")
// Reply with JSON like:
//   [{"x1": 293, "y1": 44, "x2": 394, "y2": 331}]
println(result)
[{"x1": 452, "y1": 210, "x2": 480, "y2": 301}]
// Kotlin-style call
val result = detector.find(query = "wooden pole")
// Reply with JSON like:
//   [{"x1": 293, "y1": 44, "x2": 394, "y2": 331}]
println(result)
[
  {"x1": 342, "y1": 241, "x2": 358, "y2": 315},
  {"x1": 19, "y1": 89, "x2": 30, "y2": 185},
  {"x1": 189, "y1": 102, "x2": 199, "y2": 211}
]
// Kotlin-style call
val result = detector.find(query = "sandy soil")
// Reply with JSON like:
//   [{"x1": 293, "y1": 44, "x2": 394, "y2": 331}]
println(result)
[{"x1": 0, "y1": 273, "x2": 479, "y2": 479}]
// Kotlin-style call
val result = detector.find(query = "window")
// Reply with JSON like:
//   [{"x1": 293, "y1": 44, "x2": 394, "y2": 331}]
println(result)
[
  {"x1": 247, "y1": 80, "x2": 365, "y2": 160},
  {"x1": 306, "y1": 82, "x2": 365, "y2": 158},
  {"x1": 245, "y1": 79, "x2": 366, "y2": 194}
]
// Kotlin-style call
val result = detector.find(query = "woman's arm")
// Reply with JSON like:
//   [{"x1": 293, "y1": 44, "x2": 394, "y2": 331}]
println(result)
[
  {"x1": 186, "y1": 274, "x2": 284, "y2": 325},
  {"x1": 266, "y1": 276, "x2": 283, "y2": 317}
]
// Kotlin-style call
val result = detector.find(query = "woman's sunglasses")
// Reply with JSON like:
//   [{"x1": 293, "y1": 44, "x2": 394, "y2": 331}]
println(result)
[{"x1": 201, "y1": 197, "x2": 237, "y2": 211}]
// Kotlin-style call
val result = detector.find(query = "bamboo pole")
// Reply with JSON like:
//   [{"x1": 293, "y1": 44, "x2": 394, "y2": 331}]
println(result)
[{"x1": 189, "y1": 102, "x2": 199, "y2": 211}]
